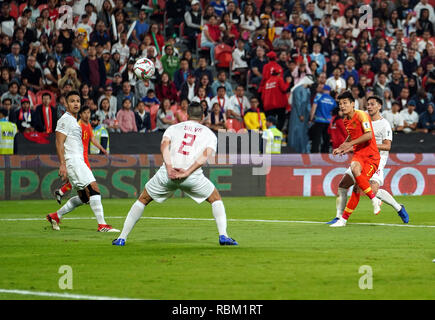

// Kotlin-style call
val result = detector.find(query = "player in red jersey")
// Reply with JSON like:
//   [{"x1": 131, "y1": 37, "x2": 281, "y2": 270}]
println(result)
[
  {"x1": 54, "y1": 106, "x2": 107, "y2": 204},
  {"x1": 329, "y1": 91, "x2": 381, "y2": 227}
]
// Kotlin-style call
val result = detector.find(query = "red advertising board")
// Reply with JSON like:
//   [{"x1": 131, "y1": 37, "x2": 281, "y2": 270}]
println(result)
[{"x1": 266, "y1": 154, "x2": 435, "y2": 196}]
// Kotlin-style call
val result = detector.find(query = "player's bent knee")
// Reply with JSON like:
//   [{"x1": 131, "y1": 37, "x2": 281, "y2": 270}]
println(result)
[
  {"x1": 87, "y1": 183, "x2": 100, "y2": 197},
  {"x1": 138, "y1": 188, "x2": 153, "y2": 205},
  {"x1": 339, "y1": 174, "x2": 354, "y2": 189},
  {"x1": 77, "y1": 189, "x2": 90, "y2": 203},
  {"x1": 370, "y1": 181, "x2": 379, "y2": 194},
  {"x1": 207, "y1": 188, "x2": 221, "y2": 203},
  {"x1": 88, "y1": 182, "x2": 100, "y2": 195}
]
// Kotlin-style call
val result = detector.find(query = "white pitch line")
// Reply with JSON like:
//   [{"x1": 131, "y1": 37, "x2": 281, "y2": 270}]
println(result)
[
  {"x1": 0, "y1": 216, "x2": 434, "y2": 228},
  {"x1": 0, "y1": 289, "x2": 141, "y2": 300}
]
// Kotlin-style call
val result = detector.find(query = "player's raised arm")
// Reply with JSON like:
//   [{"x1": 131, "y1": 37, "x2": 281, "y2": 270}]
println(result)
[{"x1": 56, "y1": 131, "x2": 67, "y2": 181}]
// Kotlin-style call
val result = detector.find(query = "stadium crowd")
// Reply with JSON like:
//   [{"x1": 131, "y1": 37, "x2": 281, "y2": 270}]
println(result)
[{"x1": 0, "y1": 0, "x2": 435, "y2": 155}]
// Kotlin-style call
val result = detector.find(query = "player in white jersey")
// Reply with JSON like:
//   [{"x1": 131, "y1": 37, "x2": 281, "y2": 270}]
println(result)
[
  {"x1": 112, "y1": 102, "x2": 238, "y2": 246},
  {"x1": 326, "y1": 95, "x2": 409, "y2": 224},
  {"x1": 46, "y1": 91, "x2": 119, "y2": 232}
]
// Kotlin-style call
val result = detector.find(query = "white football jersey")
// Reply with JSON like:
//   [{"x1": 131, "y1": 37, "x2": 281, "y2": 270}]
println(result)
[
  {"x1": 163, "y1": 120, "x2": 217, "y2": 171},
  {"x1": 56, "y1": 112, "x2": 84, "y2": 161},
  {"x1": 372, "y1": 117, "x2": 392, "y2": 161}
]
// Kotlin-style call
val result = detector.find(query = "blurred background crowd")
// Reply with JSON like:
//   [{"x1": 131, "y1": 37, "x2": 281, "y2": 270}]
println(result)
[{"x1": 0, "y1": 0, "x2": 434, "y2": 155}]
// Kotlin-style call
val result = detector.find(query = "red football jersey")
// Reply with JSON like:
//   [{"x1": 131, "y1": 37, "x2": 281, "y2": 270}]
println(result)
[
  {"x1": 78, "y1": 120, "x2": 93, "y2": 167},
  {"x1": 343, "y1": 110, "x2": 379, "y2": 159}
]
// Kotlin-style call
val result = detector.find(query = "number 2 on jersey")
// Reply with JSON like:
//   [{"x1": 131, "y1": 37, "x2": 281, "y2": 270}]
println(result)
[{"x1": 177, "y1": 133, "x2": 196, "y2": 155}]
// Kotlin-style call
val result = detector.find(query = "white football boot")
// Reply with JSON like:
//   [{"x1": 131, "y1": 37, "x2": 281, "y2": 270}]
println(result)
[
  {"x1": 329, "y1": 217, "x2": 347, "y2": 227},
  {"x1": 372, "y1": 197, "x2": 382, "y2": 215}
]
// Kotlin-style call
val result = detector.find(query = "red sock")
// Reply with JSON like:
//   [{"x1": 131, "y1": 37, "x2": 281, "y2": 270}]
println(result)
[
  {"x1": 342, "y1": 191, "x2": 360, "y2": 220},
  {"x1": 355, "y1": 175, "x2": 375, "y2": 199},
  {"x1": 60, "y1": 182, "x2": 72, "y2": 195}
]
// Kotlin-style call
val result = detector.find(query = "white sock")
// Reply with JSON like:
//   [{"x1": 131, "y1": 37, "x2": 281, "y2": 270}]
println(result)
[
  {"x1": 119, "y1": 200, "x2": 146, "y2": 240},
  {"x1": 336, "y1": 187, "x2": 348, "y2": 218},
  {"x1": 376, "y1": 189, "x2": 402, "y2": 212},
  {"x1": 57, "y1": 196, "x2": 83, "y2": 219},
  {"x1": 89, "y1": 195, "x2": 107, "y2": 225},
  {"x1": 211, "y1": 200, "x2": 228, "y2": 237}
]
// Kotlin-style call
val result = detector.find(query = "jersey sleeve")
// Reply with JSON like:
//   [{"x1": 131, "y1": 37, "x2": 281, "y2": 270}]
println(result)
[
  {"x1": 383, "y1": 120, "x2": 393, "y2": 142},
  {"x1": 357, "y1": 111, "x2": 372, "y2": 133},
  {"x1": 56, "y1": 116, "x2": 69, "y2": 136},
  {"x1": 162, "y1": 125, "x2": 174, "y2": 141},
  {"x1": 207, "y1": 130, "x2": 217, "y2": 153}
]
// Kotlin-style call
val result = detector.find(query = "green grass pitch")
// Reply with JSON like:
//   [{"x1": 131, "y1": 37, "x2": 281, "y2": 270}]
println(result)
[{"x1": 0, "y1": 196, "x2": 434, "y2": 300}]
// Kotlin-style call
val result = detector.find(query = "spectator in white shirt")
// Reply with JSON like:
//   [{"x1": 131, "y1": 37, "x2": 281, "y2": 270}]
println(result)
[
  {"x1": 210, "y1": 86, "x2": 231, "y2": 112},
  {"x1": 400, "y1": 100, "x2": 420, "y2": 133},
  {"x1": 227, "y1": 85, "x2": 250, "y2": 122},
  {"x1": 192, "y1": 86, "x2": 211, "y2": 110},
  {"x1": 231, "y1": 39, "x2": 248, "y2": 87},
  {"x1": 325, "y1": 68, "x2": 346, "y2": 93},
  {"x1": 382, "y1": 101, "x2": 404, "y2": 133},
  {"x1": 111, "y1": 31, "x2": 130, "y2": 66}
]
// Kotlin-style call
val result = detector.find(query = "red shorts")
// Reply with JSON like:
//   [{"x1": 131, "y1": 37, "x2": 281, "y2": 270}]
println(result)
[{"x1": 352, "y1": 154, "x2": 380, "y2": 179}]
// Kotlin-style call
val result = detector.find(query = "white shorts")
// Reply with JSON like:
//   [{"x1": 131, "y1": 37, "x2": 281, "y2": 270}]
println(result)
[
  {"x1": 344, "y1": 157, "x2": 387, "y2": 187},
  {"x1": 66, "y1": 158, "x2": 96, "y2": 190},
  {"x1": 145, "y1": 166, "x2": 215, "y2": 203}
]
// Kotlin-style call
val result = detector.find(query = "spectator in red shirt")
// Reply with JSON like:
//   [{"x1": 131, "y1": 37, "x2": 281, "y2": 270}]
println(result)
[
  {"x1": 259, "y1": 51, "x2": 283, "y2": 93},
  {"x1": 155, "y1": 72, "x2": 179, "y2": 104},
  {"x1": 261, "y1": 67, "x2": 290, "y2": 130},
  {"x1": 328, "y1": 107, "x2": 347, "y2": 149},
  {"x1": 358, "y1": 62, "x2": 375, "y2": 87}
]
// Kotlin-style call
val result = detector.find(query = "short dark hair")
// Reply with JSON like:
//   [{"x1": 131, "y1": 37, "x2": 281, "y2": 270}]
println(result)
[
  {"x1": 187, "y1": 102, "x2": 203, "y2": 120},
  {"x1": 42, "y1": 92, "x2": 51, "y2": 99},
  {"x1": 337, "y1": 91, "x2": 355, "y2": 103},
  {"x1": 367, "y1": 95, "x2": 383, "y2": 105},
  {"x1": 66, "y1": 90, "x2": 80, "y2": 100},
  {"x1": 79, "y1": 105, "x2": 90, "y2": 114}
]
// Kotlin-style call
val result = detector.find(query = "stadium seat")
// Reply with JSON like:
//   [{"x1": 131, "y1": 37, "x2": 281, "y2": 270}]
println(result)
[
  {"x1": 214, "y1": 43, "x2": 233, "y2": 69},
  {"x1": 19, "y1": 3, "x2": 27, "y2": 16},
  {"x1": 226, "y1": 118, "x2": 245, "y2": 132},
  {"x1": 38, "y1": 4, "x2": 48, "y2": 12},
  {"x1": 9, "y1": 2, "x2": 19, "y2": 19},
  {"x1": 179, "y1": 22, "x2": 189, "y2": 42},
  {"x1": 35, "y1": 90, "x2": 56, "y2": 107}
]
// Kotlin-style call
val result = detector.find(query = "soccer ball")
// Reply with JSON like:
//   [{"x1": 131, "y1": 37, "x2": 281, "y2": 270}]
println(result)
[{"x1": 133, "y1": 57, "x2": 155, "y2": 80}]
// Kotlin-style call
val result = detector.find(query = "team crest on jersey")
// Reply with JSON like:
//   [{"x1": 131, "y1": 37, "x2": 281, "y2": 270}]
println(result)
[{"x1": 363, "y1": 122, "x2": 370, "y2": 129}]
